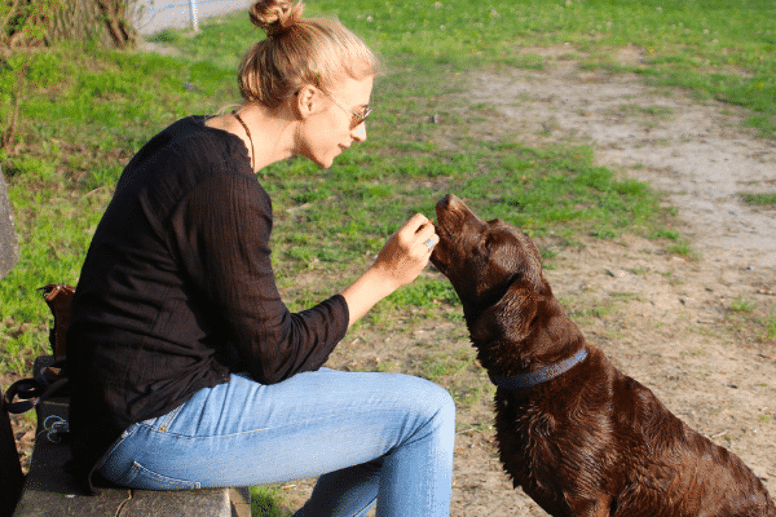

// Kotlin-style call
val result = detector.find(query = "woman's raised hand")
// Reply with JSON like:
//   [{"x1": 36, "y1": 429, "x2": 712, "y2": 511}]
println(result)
[
  {"x1": 341, "y1": 213, "x2": 437, "y2": 329},
  {"x1": 372, "y1": 214, "x2": 437, "y2": 290}
]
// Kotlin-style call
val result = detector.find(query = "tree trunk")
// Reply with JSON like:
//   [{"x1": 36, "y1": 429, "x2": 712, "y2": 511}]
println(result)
[
  {"x1": 93, "y1": 0, "x2": 136, "y2": 49},
  {"x1": 1, "y1": 0, "x2": 137, "y2": 50}
]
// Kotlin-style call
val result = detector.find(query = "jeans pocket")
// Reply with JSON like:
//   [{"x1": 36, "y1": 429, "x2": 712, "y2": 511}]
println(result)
[{"x1": 120, "y1": 461, "x2": 202, "y2": 490}]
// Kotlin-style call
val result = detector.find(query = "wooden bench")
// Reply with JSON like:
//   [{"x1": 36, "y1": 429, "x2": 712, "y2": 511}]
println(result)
[{"x1": 11, "y1": 357, "x2": 251, "y2": 517}]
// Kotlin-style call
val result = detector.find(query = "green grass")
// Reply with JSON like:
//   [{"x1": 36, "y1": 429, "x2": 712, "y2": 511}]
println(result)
[
  {"x1": 740, "y1": 192, "x2": 776, "y2": 206},
  {"x1": 768, "y1": 307, "x2": 776, "y2": 340},
  {"x1": 725, "y1": 298, "x2": 776, "y2": 344},
  {"x1": 1, "y1": 1, "x2": 775, "y2": 513},
  {"x1": 731, "y1": 296, "x2": 757, "y2": 313},
  {"x1": 250, "y1": 486, "x2": 286, "y2": 517},
  {"x1": 0, "y1": 44, "x2": 236, "y2": 375}
]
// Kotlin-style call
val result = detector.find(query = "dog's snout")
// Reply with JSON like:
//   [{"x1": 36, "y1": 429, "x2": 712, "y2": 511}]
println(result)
[
  {"x1": 437, "y1": 193, "x2": 464, "y2": 212},
  {"x1": 436, "y1": 194, "x2": 469, "y2": 225}
]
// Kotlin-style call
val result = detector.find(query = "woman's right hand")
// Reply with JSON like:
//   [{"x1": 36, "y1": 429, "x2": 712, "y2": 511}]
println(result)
[
  {"x1": 371, "y1": 213, "x2": 438, "y2": 291},
  {"x1": 340, "y1": 213, "x2": 437, "y2": 329}
]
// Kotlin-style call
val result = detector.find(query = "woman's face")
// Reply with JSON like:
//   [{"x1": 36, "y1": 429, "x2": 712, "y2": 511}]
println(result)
[{"x1": 296, "y1": 75, "x2": 374, "y2": 169}]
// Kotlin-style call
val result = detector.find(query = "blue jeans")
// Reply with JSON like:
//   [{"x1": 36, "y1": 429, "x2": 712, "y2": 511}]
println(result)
[{"x1": 97, "y1": 368, "x2": 455, "y2": 517}]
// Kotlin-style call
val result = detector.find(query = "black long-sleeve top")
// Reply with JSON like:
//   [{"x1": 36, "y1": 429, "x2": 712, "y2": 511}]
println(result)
[{"x1": 65, "y1": 116, "x2": 349, "y2": 493}]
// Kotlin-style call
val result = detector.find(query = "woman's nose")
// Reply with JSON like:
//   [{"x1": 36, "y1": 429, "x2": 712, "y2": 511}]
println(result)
[{"x1": 351, "y1": 123, "x2": 367, "y2": 143}]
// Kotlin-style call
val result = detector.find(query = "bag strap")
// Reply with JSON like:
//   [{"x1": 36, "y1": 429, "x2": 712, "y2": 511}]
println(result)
[
  {"x1": 4, "y1": 360, "x2": 68, "y2": 414},
  {"x1": 3, "y1": 285, "x2": 75, "y2": 415}
]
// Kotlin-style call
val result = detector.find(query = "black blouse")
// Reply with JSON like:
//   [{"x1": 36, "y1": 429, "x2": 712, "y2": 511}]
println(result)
[{"x1": 65, "y1": 116, "x2": 349, "y2": 493}]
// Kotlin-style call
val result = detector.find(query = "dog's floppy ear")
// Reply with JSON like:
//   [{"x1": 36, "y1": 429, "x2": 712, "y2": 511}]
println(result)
[{"x1": 471, "y1": 280, "x2": 539, "y2": 344}]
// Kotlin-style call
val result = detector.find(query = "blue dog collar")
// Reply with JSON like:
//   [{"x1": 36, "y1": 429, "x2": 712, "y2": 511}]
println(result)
[{"x1": 489, "y1": 347, "x2": 588, "y2": 390}]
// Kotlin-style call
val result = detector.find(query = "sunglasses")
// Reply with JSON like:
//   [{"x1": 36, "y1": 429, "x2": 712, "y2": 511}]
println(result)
[{"x1": 320, "y1": 89, "x2": 373, "y2": 130}]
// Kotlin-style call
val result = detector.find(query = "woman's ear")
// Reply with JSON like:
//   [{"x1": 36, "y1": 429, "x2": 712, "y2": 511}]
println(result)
[{"x1": 294, "y1": 84, "x2": 320, "y2": 120}]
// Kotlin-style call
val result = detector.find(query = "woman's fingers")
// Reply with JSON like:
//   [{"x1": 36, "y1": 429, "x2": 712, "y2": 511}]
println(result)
[
  {"x1": 374, "y1": 213, "x2": 437, "y2": 287},
  {"x1": 398, "y1": 214, "x2": 437, "y2": 254}
]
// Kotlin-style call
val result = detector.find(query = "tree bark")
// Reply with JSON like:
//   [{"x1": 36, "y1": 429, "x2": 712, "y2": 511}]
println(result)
[
  {"x1": 94, "y1": 0, "x2": 137, "y2": 49},
  {"x1": 1, "y1": 0, "x2": 137, "y2": 50}
]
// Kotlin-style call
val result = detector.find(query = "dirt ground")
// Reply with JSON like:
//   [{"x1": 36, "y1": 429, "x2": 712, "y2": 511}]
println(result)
[
  {"x1": 279, "y1": 50, "x2": 776, "y2": 515},
  {"x1": 6, "y1": 47, "x2": 776, "y2": 515}
]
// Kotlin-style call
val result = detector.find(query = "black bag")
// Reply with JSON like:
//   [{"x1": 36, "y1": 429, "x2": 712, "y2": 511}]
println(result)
[
  {"x1": 4, "y1": 284, "x2": 73, "y2": 413},
  {"x1": 1, "y1": 383, "x2": 25, "y2": 517},
  {"x1": 1, "y1": 284, "x2": 75, "y2": 517}
]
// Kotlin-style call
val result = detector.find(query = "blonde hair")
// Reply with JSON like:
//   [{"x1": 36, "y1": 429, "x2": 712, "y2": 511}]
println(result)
[{"x1": 239, "y1": 0, "x2": 379, "y2": 108}]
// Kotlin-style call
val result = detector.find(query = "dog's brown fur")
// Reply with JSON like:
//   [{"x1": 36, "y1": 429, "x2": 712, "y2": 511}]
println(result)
[{"x1": 430, "y1": 193, "x2": 775, "y2": 517}]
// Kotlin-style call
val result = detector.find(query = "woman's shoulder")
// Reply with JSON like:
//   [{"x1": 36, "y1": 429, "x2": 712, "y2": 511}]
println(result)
[
  {"x1": 166, "y1": 116, "x2": 233, "y2": 152},
  {"x1": 152, "y1": 115, "x2": 254, "y2": 178},
  {"x1": 119, "y1": 115, "x2": 262, "y2": 206},
  {"x1": 127, "y1": 116, "x2": 228, "y2": 170}
]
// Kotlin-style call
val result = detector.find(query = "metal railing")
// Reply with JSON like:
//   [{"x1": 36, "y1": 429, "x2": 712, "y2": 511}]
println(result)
[{"x1": 189, "y1": 0, "x2": 199, "y2": 32}]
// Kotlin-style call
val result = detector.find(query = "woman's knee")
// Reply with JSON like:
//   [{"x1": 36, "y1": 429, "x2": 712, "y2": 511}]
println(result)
[
  {"x1": 392, "y1": 374, "x2": 456, "y2": 433},
  {"x1": 427, "y1": 381, "x2": 456, "y2": 425}
]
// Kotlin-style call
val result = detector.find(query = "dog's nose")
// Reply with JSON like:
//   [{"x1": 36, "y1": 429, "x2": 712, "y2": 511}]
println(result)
[{"x1": 437, "y1": 193, "x2": 465, "y2": 211}]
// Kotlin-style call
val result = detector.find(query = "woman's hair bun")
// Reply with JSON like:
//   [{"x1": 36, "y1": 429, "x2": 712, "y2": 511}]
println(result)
[{"x1": 249, "y1": 0, "x2": 304, "y2": 38}]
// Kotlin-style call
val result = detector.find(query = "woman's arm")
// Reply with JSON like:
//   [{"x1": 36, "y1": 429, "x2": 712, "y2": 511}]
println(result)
[{"x1": 341, "y1": 213, "x2": 437, "y2": 329}]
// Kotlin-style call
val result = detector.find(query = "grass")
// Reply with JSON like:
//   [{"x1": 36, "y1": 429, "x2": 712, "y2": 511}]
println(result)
[
  {"x1": 725, "y1": 297, "x2": 776, "y2": 344},
  {"x1": 159, "y1": 0, "x2": 776, "y2": 137},
  {"x1": 0, "y1": 45, "x2": 235, "y2": 374},
  {"x1": 731, "y1": 296, "x2": 757, "y2": 313},
  {"x1": 251, "y1": 486, "x2": 287, "y2": 517},
  {"x1": 768, "y1": 307, "x2": 776, "y2": 340},
  {"x1": 740, "y1": 192, "x2": 776, "y2": 207},
  {"x1": 1, "y1": 0, "x2": 775, "y2": 514}
]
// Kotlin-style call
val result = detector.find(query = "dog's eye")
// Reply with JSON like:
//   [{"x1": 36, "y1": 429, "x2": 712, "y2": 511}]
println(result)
[{"x1": 484, "y1": 235, "x2": 496, "y2": 252}]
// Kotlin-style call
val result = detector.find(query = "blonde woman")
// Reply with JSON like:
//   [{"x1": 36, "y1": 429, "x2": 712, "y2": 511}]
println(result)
[{"x1": 65, "y1": 1, "x2": 454, "y2": 515}]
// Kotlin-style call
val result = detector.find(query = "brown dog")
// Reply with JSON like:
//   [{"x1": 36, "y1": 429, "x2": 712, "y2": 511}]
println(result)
[{"x1": 430, "y1": 193, "x2": 775, "y2": 517}]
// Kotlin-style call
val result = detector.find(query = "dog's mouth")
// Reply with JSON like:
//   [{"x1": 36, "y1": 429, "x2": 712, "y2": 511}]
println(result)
[{"x1": 429, "y1": 238, "x2": 448, "y2": 273}]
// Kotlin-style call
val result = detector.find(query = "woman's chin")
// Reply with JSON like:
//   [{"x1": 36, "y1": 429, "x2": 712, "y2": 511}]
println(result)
[
  {"x1": 301, "y1": 146, "x2": 341, "y2": 169},
  {"x1": 316, "y1": 153, "x2": 338, "y2": 169},
  {"x1": 314, "y1": 157, "x2": 334, "y2": 169}
]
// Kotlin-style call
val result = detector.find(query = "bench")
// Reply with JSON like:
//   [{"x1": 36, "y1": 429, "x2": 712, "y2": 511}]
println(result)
[{"x1": 10, "y1": 356, "x2": 251, "y2": 517}]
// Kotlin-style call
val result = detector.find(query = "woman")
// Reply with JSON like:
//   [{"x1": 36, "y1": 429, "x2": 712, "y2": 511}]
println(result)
[{"x1": 65, "y1": 1, "x2": 455, "y2": 515}]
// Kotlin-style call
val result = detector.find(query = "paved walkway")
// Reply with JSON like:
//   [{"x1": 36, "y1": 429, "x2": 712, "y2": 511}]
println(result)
[{"x1": 132, "y1": 0, "x2": 252, "y2": 35}]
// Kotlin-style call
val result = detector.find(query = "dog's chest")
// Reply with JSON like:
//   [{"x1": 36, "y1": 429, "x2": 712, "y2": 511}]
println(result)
[{"x1": 492, "y1": 393, "x2": 559, "y2": 469}]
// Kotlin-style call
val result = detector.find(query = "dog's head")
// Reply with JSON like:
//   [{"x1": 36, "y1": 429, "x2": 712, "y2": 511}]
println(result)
[{"x1": 431, "y1": 194, "x2": 549, "y2": 349}]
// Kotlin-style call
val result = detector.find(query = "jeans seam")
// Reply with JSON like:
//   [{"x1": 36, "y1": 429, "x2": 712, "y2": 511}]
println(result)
[
  {"x1": 138, "y1": 407, "x2": 414, "y2": 441},
  {"x1": 101, "y1": 423, "x2": 138, "y2": 466},
  {"x1": 353, "y1": 497, "x2": 377, "y2": 517},
  {"x1": 143, "y1": 426, "x2": 268, "y2": 440},
  {"x1": 129, "y1": 460, "x2": 202, "y2": 490}
]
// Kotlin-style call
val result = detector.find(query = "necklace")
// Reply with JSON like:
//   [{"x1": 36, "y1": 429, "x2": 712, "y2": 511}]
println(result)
[{"x1": 233, "y1": 111, "x2": 255, "y2": 170}]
